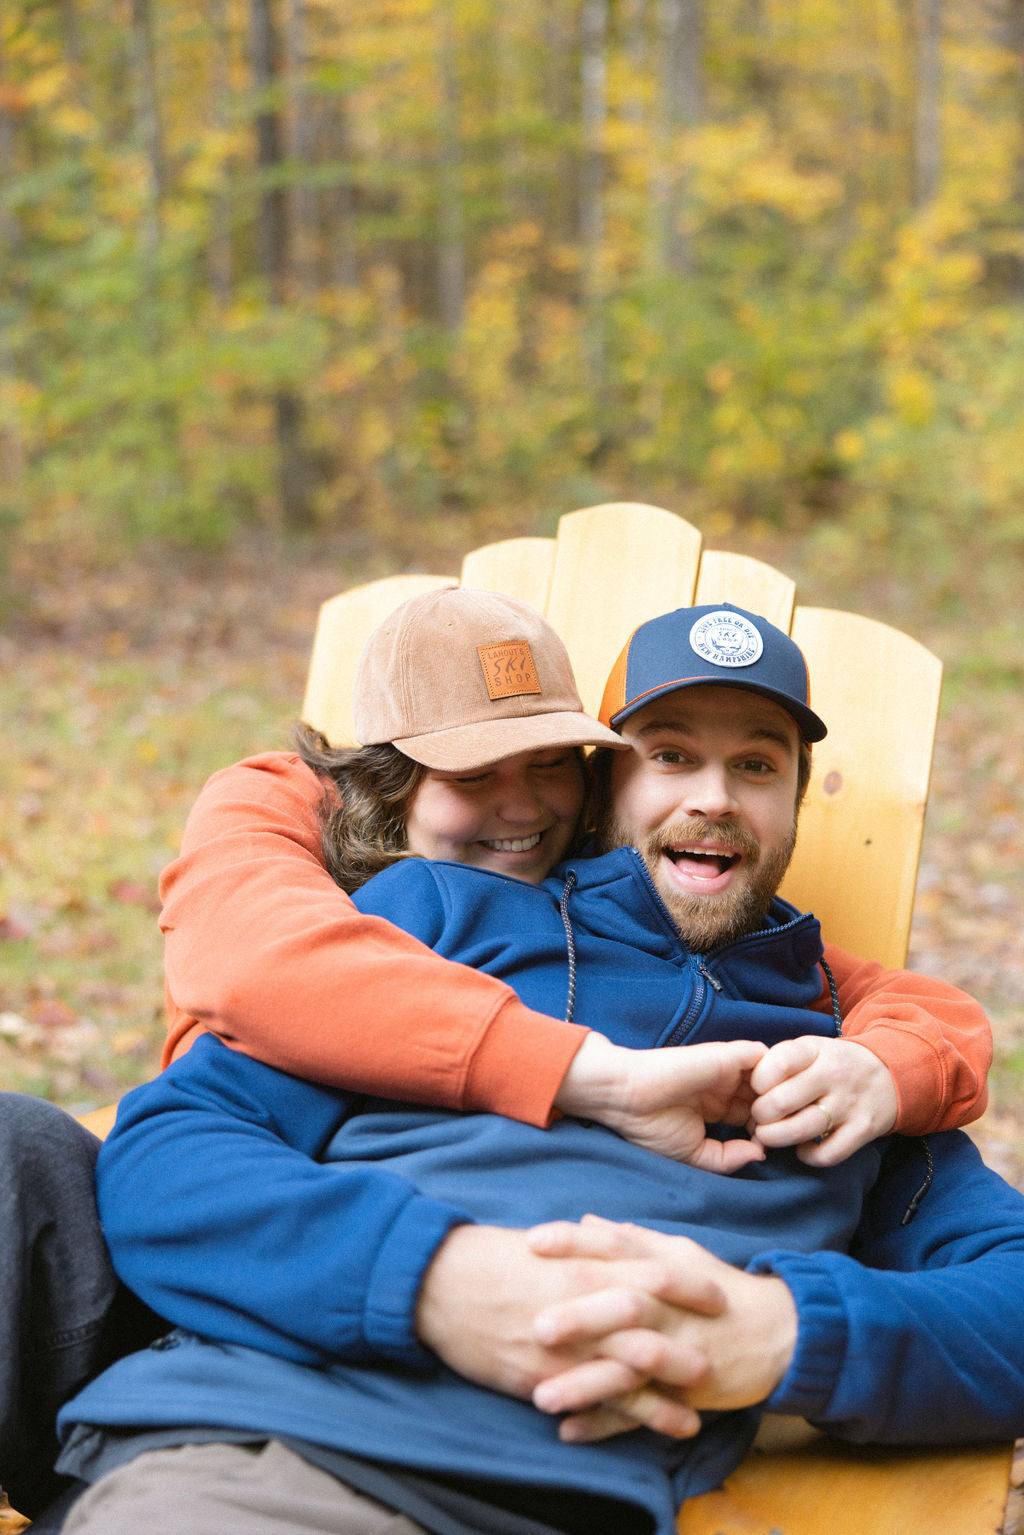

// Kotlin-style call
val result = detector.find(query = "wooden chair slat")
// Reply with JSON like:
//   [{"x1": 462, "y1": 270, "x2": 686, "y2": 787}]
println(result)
[
  {"x1": 780, "y1": 606, "x2": 943, "y2": 968},
  {"x1": 77, "y1": 1103, "x2": 118, "y2": 1139},
  {"x1": 543, "y1": 502, "x2": 703, "y2": 716},
  {"x1": 302, "y1": 574, "x2": 456, "y2": 746},
  {"x1": 693, "y1": 549, "x2": 796, "y2": 631},
  {"x1": 677, "y1": 1437, "x2": 1012, "y2": 1535},
  {"x1": 460, "y1": 537, "x2": 556, "y2": 612}
]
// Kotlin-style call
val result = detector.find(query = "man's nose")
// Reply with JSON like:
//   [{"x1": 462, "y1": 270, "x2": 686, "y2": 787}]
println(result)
[{"x1": 677, "y1": 763, "x2": 738, "y2": 821}]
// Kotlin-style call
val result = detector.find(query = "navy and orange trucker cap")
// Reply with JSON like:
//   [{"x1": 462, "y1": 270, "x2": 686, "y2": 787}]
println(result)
[{"x1": 598, "y1": 603, "x2": 828, "y2": 743}]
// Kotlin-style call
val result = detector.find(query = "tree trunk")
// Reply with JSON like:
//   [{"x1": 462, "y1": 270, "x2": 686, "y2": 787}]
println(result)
[
  {"x1": 207, "y1": 0, "x2": 234, "y2": 309},
  {"x1": 324, "y1": 103, "x2": 359, "y2": 293},
  {"x1": 541, "y1": 0, "x2": 576, "y2": 245},
  {"x1": 249, "y1": 0, "x2": 313, "y2": 525},
  {"x1": 579, "y1": 0, "x2": 608, "y2": 384},
  {"x1": 911, "y1": 0, "x2": 942, "y2": 206},
  {"x1": 59, "y1": 0, "x2": 91, "y2": 111},
  {"x1": 249, "y1": 0, "x2": 289, "y2": 298},
  {"x1": 1006, "y1": 0, "x2": 1024, "y2": 277},
  {"x1": 285, "y1": 0, "x2": 318, "y2": 302},
  {"x1": 493, "y1": 6, "x2": 525, "y2": 224},
  {"x1": 0, "y1": 41, "x2": 24, "y2": 494},
  {"x1": 436, "y1": 0, "x2": 465, "y2": 334},
  {"x1": 652, "y1": 0, "x2": 703, "y2": 275},
  {"x1": 621, "y1": 0, "x2": 648, "y2": 132},
  {"x1": 131, "y1": 0, "x2": 166, "y2": 254},
  {"x1": 129, "y1": 0, "x2": 188, "y2": 510}
]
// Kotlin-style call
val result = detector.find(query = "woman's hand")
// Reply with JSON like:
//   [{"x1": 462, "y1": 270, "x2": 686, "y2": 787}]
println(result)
[
  {"x1": 748, "y1": 1036, "x2": 898, "y2": 1165},
  {"x1": 554, "y1": 1034, "x2": 768, "y2": 1172}
]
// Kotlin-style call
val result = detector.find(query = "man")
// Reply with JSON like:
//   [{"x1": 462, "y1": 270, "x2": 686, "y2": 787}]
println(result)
[{"x1": 49, "y1": 605, "x2": 1022, "y2": 1535}]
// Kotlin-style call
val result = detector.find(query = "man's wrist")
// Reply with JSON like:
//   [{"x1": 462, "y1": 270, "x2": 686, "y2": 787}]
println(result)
[
  {"x1": 742, "y1": 1274, "x2": 798, "y2": 1403},
  {"x1": 750, "y1": 1251, "x2": 845, "y2": 1418},
  {"x1": 415, "y1": 1224, "x2": 478, "y2": 1355},
  {"x1": 414, "y1": 1224, "x2": 564, "y2": 1401}
]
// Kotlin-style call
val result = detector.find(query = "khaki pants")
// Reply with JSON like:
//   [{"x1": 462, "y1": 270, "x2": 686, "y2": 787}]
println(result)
[{"x1": 62, "y1": 1440, "x2": 429, "y2": 1535}]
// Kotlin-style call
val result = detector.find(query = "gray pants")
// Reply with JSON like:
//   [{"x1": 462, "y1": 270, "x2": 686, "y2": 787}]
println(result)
[
  {"x1": 62, "y1": 1441, "x2": 429, "y2": 1534},
  {"x1": 0, "y1": 1093, "x2": 160, "y2": 1518}
]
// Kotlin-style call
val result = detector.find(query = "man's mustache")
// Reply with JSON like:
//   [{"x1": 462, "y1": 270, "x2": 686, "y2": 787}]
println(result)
[{"x1": 645, "y1": 818, "x2": 762, "y2": 862}]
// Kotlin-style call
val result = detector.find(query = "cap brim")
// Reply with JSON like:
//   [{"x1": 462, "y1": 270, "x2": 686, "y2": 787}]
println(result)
[
  {"x1": 393, "y1": 712, "x2": 629, "y2": 770},
  {"x1": 611, "y1": 678, "x2": 827, "y2": 742}
]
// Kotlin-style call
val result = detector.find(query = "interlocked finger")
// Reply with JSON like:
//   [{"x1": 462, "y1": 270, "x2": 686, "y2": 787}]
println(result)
[
  {"x1": 533, "y1": 1355, "x2": 644, "y2": 1415},
  {"x1": 534, "y1": 1282, "x2": 669, "y2": 1347}
]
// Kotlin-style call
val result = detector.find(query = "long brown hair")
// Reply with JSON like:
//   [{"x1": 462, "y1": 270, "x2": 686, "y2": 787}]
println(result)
[{"x1": 293, "y1": 722, "x2": 425, "y2": 894}]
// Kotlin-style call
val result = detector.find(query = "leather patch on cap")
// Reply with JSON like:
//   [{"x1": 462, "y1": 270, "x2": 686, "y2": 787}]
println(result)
[{"x1": 477, "y1": 640, "x2": 542, "y2": 699}]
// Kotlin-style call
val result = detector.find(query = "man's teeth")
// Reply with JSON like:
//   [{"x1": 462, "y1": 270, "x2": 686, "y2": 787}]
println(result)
[
  {"x1": 482, "y1": 832, "x2": 543, "y2": 853},
  {"x1": 667, "y1": 848, "x2": 738, "y2": 872}
]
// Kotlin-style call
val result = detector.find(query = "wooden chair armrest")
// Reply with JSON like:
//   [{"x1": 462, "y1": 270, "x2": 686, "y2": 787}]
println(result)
[{"x1": 677, "y1": 1431, "x2": 1014, "y2": 1535}]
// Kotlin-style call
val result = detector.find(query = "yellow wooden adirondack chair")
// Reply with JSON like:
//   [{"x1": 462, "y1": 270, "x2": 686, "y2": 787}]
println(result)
[{"x1": 72, "y1": 500, "x2": 1013, "y2": 1535}]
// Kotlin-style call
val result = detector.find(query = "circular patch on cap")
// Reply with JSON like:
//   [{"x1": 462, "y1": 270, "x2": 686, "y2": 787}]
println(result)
[{"x1": 689, "y1": 610, "x2": 764, "y2": 669}]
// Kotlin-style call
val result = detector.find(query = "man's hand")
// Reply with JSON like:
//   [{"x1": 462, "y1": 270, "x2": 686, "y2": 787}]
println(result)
[
  {"x1": 554, "y1": 1034, "x2": 768, "y2": 1172},
  {"x1": 415, "y1": 1223, "x2": 723, "y2": 1439},
  {"x1": 747, "y1": 1036, "x2": 898, "y2": 1165},
  {"x1": 526, "y1": 1215, "x2": 797, "y2": 1443}
]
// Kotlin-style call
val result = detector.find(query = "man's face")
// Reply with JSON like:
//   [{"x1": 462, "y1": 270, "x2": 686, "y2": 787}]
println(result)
[{"x1": 598, "y1": 685, "x2": 802, "y2": 951}]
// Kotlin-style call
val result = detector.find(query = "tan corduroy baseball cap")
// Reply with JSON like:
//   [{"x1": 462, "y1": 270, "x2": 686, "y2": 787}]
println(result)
[{"x1": 353, "y1": 587, "x2": 627, "y2": 770}]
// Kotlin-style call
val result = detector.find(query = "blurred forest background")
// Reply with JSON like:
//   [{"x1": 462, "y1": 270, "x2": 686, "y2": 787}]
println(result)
[
  {"x1": 6, "y1": 0, "x2": 1024, "y2": 556},
  {"x1": 0, "y1": 0, "x2": 1021, "y2": 1179}
]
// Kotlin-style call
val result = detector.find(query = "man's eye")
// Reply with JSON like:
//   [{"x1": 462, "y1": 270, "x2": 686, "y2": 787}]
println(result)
[
  {"x1": 653, "y1": 749, "x2": 684, "y2": 765},
  {"x1": 535, "y1": 754, "x2": 571, "y2": 770},
  {"x1": 740, "y1": 759, "x2": 773, "y2": 775}
]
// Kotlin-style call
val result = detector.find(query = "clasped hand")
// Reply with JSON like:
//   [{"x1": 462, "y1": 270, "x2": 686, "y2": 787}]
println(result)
[{"x1": 416, "y1": 1217, "x2": 797, "y2": 1446}]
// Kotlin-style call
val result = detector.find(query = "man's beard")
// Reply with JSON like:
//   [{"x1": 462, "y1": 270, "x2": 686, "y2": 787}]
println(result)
[{"x1": 596, "y1": 814, "x2": 797, "y2": 952}]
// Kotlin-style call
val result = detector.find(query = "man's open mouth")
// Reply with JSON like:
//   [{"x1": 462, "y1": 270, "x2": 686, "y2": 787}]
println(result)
[{"x1": 663, "y1": 847, "x2": 741, "y2": 876}]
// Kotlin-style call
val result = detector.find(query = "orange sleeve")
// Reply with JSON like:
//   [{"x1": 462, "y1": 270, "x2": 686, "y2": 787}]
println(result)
[
  {"x1": 816, "y1": 943, "x2": 992, "y2": 1135},
  {"x1": 159, "y1": 752, "x2": 587, "y2": 1127}
]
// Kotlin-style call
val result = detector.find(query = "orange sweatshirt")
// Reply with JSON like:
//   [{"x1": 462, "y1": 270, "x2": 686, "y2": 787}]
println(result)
[{"x1": 160, "y1": 752, "x2": 990, "y2": 1136}]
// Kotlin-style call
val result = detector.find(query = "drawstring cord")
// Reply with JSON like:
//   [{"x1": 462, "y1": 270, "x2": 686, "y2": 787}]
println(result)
[
  {"x1": 900, "y1": 1138, "x2": 935, "y2": 1225},
  {"x1": 822, "y1": 956, "x2": 933, "y2": 1222},
  {"x1": 559, "y1": 872, "x2": 578, "y2": 1023},
  {"x1": 820, "y1": 957, "x2": 843, "y2": 1036}
]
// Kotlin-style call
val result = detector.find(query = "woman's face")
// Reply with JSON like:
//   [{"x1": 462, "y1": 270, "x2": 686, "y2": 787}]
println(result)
[{"x1": 404, "y1": 747, "x2": 585, "y2": 884}]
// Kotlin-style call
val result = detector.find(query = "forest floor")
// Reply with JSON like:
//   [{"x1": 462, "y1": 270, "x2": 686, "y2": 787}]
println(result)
[{"x1": 1, "y1": 517, "x2": 1022, "y2": 1184}]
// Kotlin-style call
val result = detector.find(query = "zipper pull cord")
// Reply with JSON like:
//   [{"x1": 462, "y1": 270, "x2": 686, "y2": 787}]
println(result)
[
  {"x1": 696, "y1": 958, "x2": 723, "y2": 992},
  {"x1": 559, "y1": 872, "x2": 578, "y2": 1023}
]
